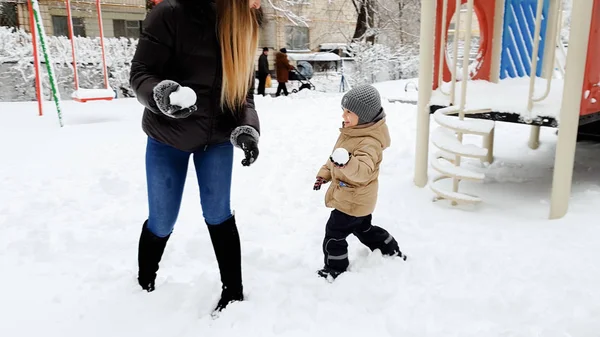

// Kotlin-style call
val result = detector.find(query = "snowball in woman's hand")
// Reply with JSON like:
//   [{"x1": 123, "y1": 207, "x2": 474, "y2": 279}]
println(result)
[
  {"x1": 169, "y1": 86, "x2": 196, "y2": 108},
  {"x1": 331, "y1": 148, "x2": 350, "y2": 165}
]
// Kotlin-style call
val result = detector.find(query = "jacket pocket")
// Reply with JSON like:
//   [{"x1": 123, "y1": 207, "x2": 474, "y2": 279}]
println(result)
[{"x1": 332, "y1": 180, "x2": 356, "y2": 205}]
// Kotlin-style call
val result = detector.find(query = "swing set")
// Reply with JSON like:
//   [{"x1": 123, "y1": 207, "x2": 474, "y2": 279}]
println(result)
[
  {"x1": 28, "y1": 0, "x2": 114, "y2": 125},
  {"x1": 65, "y1": 0, "x2": 115, "y2": 103}
]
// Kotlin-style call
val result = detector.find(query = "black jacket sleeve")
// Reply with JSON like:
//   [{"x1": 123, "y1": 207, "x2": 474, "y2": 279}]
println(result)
[
  {"x1": 129, "y1": 2, "x2": 175, "y2": 114},
  {"x1": 230, "y1": 79, "x2": 261, "y2": 146},
  {"x1": 242, "y1": 79, "x2": 260, "y2": 134}
]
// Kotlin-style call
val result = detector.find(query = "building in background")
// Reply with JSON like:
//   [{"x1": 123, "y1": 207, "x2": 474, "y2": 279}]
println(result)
[
  {"x1": 259, "y1": 0, "x2": 355, "y2": 52},
  {"x1": 1, "y1": 0, "x2": 147, "y2": 38},
  {"x1": 0, "y1": 0, "x2": 355, "y2": 78},
  {"x1": 257, "y1": 0, "x2": 356, "y2": 76},
  {"x1": 1, "y1": 0, "x2": 355, "y2": 48}
]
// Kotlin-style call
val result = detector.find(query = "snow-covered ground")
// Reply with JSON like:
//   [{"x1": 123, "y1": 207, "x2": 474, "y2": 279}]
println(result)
[
  {"x1": 373, "y1": 78, "x2": 419, "y2": 103},
  {"x1": 1, "y1": 91, "x2": 600, "y2": 337},
  {"x1": 431, "y1": 77, "x2": 566, "y2": 122},
  {"x1": 373, "y1": 76, "x2": 566, "y2": 124}
]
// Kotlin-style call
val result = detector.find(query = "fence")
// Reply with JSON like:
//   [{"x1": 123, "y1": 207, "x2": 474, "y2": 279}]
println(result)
[{"x1": 0, "y1": 0, "x2": 155, "y2": 101}]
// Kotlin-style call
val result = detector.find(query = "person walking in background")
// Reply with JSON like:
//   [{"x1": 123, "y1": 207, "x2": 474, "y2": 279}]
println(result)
[
  {"x1": 257, "y1": 47, "x2": 269, "y2": 96},
  {"x1": 129, "y1": 0, "x2": 262, "y2": 314},
  {"x1": 275, "y1": 48, "x2": 293, "y2": 97}
]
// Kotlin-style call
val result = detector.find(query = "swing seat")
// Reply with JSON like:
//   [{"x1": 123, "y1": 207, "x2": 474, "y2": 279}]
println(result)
[{"x1": 71, "y1": 88, "x2": 115, "y2": 103}]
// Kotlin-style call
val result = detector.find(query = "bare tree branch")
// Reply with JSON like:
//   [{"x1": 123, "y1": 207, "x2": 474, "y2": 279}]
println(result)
[{"x1": 266, "y1": 0, "x2": 311, "y2": 27}]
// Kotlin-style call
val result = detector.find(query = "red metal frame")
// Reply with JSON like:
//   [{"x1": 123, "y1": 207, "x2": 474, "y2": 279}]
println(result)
[
  {"x1": 430, "y1": 0, "x2": 600, "y2": 120},
  {"x1": 65, "y1": 0, "x2": 79, "y2": 90},
  {"x1": 433, "y1": 0, "x2": 496, "y2": 90},
  {"x1": 96, "y1": 0, "x2": 110, "y2": 91},
  {"x1": 66, "y1": 0, "x2": 113, "y2": 103},
  {"x1": 28, "y1": 0, "x2": 43, "y2": 116},
  {"x1": 75, "y1": 96, "x2": 114, "y2": 102},
  {"x1": 580, "y1": 0, "x2": 600, "y2": 117}
]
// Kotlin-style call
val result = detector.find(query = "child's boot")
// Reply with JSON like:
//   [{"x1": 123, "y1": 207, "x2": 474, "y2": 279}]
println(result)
[
  {"x1": 353, "y1": 215, "x2": 407, "y2": 260},
  {"x1": 380, "y1": 236, "x2": 408, "y2": 261},
  {"x1": 317, "y1": 266, "x2": 344, "y2": 281}
]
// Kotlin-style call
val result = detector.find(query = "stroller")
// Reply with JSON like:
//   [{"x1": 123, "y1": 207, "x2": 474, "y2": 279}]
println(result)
[{"x1": 288, "y1": 61, "x2": 316, "y2": 93}]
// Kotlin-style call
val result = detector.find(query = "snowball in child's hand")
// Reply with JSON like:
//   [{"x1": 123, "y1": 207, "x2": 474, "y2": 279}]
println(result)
[
  {"x1": 169, "y1": 86, "x2": 196, "y2": 108},
  {"x1": 331, "y1": 148, "x2": 350, "y2": 165}
]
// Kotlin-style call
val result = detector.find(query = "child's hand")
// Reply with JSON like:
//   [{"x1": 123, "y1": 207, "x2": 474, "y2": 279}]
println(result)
[
  {"x1": 330, "y1": 148, "x2": 351, "y2": 168},
  {"x1": 313, "y1": 176, "x2": 328, "y2": 190}
]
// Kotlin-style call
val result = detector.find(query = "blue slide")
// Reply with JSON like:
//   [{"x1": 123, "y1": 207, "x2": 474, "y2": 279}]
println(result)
[{"x1": 500, "y1": 0, "x2": 550, "y2": 79}]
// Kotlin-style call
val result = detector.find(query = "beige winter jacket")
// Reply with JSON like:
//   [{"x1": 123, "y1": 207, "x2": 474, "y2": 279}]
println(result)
[{"x1": 317, "y1": 118, "x2": 391, "y2": 217}]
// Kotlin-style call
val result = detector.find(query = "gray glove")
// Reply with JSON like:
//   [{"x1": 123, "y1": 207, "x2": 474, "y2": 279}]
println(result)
[{"x1": 152, "y1": 80, "x2": 197, "y2": 119}]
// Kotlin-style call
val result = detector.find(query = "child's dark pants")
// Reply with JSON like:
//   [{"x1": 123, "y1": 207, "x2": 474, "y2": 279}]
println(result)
[{"x1": 323, "y1": 209, "x2": 400, "y2": 272}]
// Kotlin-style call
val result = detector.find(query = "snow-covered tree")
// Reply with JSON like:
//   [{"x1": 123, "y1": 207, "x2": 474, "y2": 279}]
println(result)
[
  {"x1": 560, "y1": 0, "x2": 572, "y2": 44},
  {"x1": 0, "y1": 27, "x2": 137, "y2": 101},
  {"x1": 345, "y1": 41, "x2": 418, "y2": 85},
  {"x1": 264, "y1": 0, "x2": 311, "y2": 26}
]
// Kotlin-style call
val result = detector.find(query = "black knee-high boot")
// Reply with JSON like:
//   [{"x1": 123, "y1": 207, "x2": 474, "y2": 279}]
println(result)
[
  {"x1": 138, "y1": 220, "x2": 170, "y2": 292},
  {"x1": 207, "y1": 215, "x2": 244, "y2": 312}
]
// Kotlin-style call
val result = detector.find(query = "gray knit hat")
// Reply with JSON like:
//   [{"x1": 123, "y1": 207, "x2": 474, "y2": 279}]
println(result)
[{"x1": 341, "y1": 84, "x2": 385, "y2": 124}]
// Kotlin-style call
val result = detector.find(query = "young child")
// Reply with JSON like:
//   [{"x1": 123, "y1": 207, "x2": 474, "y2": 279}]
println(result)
[{"x1": 313, "y1": 84, "x2": 407, "y2": 280}]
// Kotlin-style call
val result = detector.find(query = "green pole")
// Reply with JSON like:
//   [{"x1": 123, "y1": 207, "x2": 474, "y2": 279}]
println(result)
[{"x1": 30, "y1": 0, "x2": 64, "y2": 127}]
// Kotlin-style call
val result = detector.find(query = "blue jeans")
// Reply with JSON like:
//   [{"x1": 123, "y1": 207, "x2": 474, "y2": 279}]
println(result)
[{"x1": 145, "y1": 137, "x2": 234, "y2": 238}]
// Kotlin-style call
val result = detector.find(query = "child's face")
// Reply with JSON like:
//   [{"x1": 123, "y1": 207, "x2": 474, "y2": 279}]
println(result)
[{"x1": 342, "y1": 109, "x2": 359, "y2": 128}]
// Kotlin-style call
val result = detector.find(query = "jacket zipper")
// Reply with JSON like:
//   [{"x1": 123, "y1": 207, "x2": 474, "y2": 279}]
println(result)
[{"x1": 206, "y1": 14, "x2": 220, "y2": 148}]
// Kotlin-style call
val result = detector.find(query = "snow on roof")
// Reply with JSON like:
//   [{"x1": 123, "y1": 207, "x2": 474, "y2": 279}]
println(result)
[
  {"x1": 287, "y1": 52, "x2": 341, "y2": 62},
  {"x1": 430, "y1": 77, "x2": 565, "y2": 122},
  {"x1": 319, "y1": 43, "x2": 348, "y2": 50}
]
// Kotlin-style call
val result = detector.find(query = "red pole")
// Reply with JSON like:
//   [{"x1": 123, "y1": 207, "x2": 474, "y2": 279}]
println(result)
[
  {"x1": 65, "y1": 0, "x2": 79, "y2": 90},
  {"x1": 28, "y1": 0, "x2": 43, "y2": 116},
  {"x1": 96, "y1": 0, "x2": 110, "y2": 89}
]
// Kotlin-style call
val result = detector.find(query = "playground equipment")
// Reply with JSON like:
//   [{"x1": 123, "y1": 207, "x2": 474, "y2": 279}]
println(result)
[
  {"x1": 65, "y1": 0, "x2": 114, "y2": 102},
  {"x1": 29, "y1": 0, "x2": 64, "y2": 126},
  {"x1": 28, "y1": 0, "x2": 113, "y2": 123},
  {"x1": 414, "y1": 0, "x2": 600, "y2": 219}
]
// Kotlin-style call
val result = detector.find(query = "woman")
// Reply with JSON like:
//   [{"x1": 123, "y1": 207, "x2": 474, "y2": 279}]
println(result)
[
  {"x1": 129, "y1": 0, "x2": 262, "y2": 313},
  {"x1": 275, "y1": 48, "x2": 293, "y2": 96}
]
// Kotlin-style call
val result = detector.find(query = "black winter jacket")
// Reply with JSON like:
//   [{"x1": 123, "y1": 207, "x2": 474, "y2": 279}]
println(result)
[
  {"x1": 258, "y1": 54, "x2": 269, "y2": 76},
  {"x1": 130, "y1": 0, "x2": 260, "y2": 152}
]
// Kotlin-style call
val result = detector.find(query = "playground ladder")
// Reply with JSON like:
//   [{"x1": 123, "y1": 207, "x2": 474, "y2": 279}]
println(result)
[
  {"x1": 428, "y1": 0, "x2": 496, "y2": 205},
  {"x1": 430, "y1": 107, "x2": 495, "y2": 205}
]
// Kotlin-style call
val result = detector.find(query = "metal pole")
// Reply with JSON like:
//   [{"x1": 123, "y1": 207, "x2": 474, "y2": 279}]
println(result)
[
  {"x1": 96, "y1": 0, "x2": 110, "y2": 89},
  {"x1": 489, "y1": 0, "x2": 506, "y2": 83},
  {"x1": 452, "y1": 0, "x2": 475, "y2": 197},
  {"x1": 414, "y1": 0, "x2": 437, "y2": 187},
  {"x1": 549, "y1": 0, "x2": 594, "y2": 219},
  {"x1": 436, "y1": 0, "x2": 449, "y2": 94},
  {"x1": 449, "y1": 0, "x2": 462, "y2": 105},
  {"x1": 527, "y1": 0, "x2": 545, "y2": 112},
  {"x1": 28, "y1": 0, "x2": 43, "y2": 117},
  {"x1": 65, "y1": 0, "x2": 79, "y2": 91},
  {"x1": 542, "y1": 0, "x2": 560, "y2": 80},
  {"x1": 30, "y1": 0, "x2": 64, "y2": 127}
]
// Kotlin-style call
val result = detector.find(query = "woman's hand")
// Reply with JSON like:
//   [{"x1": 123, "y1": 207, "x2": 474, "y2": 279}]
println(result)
[
  {"x1": 152, "y1": 80, "x2": 197, "y2": 119},
  {"x1": 237, "y1": 133, "x2": 259, "y2": 166}
]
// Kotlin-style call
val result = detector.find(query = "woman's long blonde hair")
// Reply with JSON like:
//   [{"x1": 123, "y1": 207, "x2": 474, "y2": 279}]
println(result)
[{"x1": 217, "y1": 1, "x2": 260, "y2": 112}]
